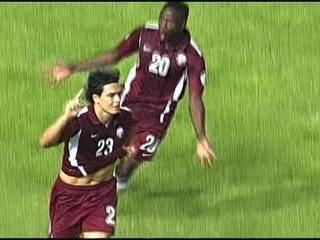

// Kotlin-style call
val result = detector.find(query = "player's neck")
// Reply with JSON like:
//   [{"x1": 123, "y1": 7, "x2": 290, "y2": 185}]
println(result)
[
  {"x1": 164, "y1": 31, "x2": 184, "y2": 49},
  {"x1": 94, "y1": 105, "x2": 113, "y2": 126}
]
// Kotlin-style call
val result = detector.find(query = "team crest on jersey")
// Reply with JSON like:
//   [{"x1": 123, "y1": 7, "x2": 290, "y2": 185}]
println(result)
[
  {"x1": 176, "y1": 52, "x2": 187, "y2": 67},
  {"x1": 116, "y1": 127, "x2": 124, "y2": 138}
]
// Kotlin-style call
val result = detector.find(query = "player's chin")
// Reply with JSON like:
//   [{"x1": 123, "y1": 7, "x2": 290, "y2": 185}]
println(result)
[
  {"x1": 111, "y1": 107, "x2": 120, "y2": 114},
  {"x1": 160, "y1": 33, "x2": 165, "y2": 41}
]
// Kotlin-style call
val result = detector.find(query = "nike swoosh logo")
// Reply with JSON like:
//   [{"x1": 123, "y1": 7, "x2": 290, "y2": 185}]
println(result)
[{"x1": 91, "y1": 134, "x2": 98, "y2": 138}]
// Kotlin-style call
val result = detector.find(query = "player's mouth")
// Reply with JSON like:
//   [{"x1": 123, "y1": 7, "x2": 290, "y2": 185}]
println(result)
[
  {"x1": 159, "y1": 29, "x2": 167, "y2": 41},
  {"x1": 160, "y1": 32, "x2": 165, "y2": 41}
]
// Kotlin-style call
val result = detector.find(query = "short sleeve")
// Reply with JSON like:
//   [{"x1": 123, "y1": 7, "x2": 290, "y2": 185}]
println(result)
[
  {"x1": 61, "y1": 118, "x2": 81, "y2": 142},
  {"x1": 115, "y1": 27, "x2": 143, "y2": 59}
]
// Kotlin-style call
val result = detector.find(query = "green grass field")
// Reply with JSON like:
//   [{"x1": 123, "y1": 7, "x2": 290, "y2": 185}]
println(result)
[{"x1": 1, "y1": 2, "x2": 320, "y2": 237}]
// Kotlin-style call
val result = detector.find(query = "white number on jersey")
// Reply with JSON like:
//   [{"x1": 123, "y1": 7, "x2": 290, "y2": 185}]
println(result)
[
  {"x1": 105, "y1": 205, "x2": 115, "y2": 225},
  {"x1": 96, "y1": 138, "x2": 114, "y2": 157},
  {"x1": 148, "y1": 53, "x2": 170, "y2": 77},
  {"x1": 140, "y1": 134, "x2": 160, "y2": 154}
]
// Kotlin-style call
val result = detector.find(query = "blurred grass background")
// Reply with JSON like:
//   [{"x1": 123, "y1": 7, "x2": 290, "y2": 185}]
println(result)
[{"x1": 0, "y1": 2, "x2": 319, "y2": 237}]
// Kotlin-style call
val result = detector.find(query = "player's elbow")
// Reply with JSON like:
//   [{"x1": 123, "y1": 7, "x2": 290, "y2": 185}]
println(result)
[
  {"x1": 39, "y1": 134, "x2": 54, "y2": 148},
  {"x1": 101, "y1": 51, "x2": 118, "y2": 66},
  {"x1": 110, "y1": 50, "x2": 122, "y2": 64},
  {"x1": 39, "y1": 136, "x2": 49, "y2": 148}
]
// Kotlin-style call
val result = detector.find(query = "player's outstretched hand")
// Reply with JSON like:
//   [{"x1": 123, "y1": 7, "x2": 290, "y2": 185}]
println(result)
[
  {"x1": 196, "y1": 136, "x2": 217, "y2": 168},
  {"x1": 43, "y1": 64, "x2": 72, "y2": 85},
  {"x1": 64, "y1": 89, "x2": 83, "y2": 119}
]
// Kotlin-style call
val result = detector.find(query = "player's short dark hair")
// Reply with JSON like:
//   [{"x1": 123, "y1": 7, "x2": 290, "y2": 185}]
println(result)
[
  {"x1": 162, "y1": 2, "x2": 189, "y2": 25},
  {"x1": 85, "y1": 68, "x2": 120, "y2": 104}
]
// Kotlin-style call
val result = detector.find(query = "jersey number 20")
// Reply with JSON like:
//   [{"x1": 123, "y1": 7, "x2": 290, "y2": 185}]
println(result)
[{"x1": 149, "y1": 53, "x2": 170, "y2": 77}]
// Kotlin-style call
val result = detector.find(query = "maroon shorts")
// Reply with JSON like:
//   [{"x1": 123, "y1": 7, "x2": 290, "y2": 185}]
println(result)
[
  {"x1": 122, "y1": 101, "x2": 176, "y2": 161},
  {"x1": 129, "y1": 130, "x2": 164, "y2": 162},
  {"x1": 49, "y1": 176, "x2": 117, "y2": 238}
]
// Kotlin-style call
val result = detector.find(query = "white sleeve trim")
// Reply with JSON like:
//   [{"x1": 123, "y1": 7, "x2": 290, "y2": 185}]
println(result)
[
  {"x1": 77, "y1": 106, "x2": 88, "y2": 117},
  {"x1": 190, "y1": 38, "x2": 203, "y2": 57},
  {"x1": 200, "y1": 71, "x2": 206, "y2": 87}
]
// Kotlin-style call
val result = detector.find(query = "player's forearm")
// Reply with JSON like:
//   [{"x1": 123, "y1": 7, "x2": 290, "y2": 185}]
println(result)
[
  {"x1": 68, "y1": 51, "x2": 119, "y2": 73},
  {"x1": 40, "y1": 114, "x2": 72, "y2": 148},
  {"x1": 189, "y1": 95, "x2": 206, "y2": 141}
]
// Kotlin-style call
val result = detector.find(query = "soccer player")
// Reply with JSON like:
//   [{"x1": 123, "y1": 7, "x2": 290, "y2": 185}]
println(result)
[
  {"x1": 40, "y1": 69, "x2": 131, "y2": 238},
  {"x1": 47, "y1": 2, "x2": 217, "y2": 190}
]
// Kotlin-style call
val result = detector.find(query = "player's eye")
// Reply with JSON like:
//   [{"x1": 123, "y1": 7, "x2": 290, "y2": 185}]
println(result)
[{"x1": 107, "y1": 92, "x2": 120, "y2": 98}]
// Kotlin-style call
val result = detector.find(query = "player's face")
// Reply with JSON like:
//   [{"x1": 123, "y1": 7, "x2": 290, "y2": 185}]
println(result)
[
  {"x1": 95, "y1": 83, "x2": 122, "y2": 115},
  {"x1": 159, "y1": 7, "x2": 183, "y2": 42}
]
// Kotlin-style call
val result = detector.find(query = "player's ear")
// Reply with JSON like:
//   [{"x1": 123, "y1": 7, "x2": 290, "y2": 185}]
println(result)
[{"x1": 92, "y1": 94, "x2": 100, "y2": 104}]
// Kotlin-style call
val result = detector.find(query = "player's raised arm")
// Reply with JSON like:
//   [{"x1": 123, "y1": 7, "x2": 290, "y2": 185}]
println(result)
[
  {"x1": 45, "y1": 27, "x2": 143, "y2": 85},
  {"x1": 39, "y1": 89, "x2": 83, "y2": 148},
  {"x1": 46, "y1": 50, "x2": 119, "y2": 85}
]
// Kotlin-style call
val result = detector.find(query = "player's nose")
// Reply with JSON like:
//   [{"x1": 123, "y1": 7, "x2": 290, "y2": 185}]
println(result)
[
  {"x1": 160, "y1": 19, "x2": 168, "y2": 31},
  {"x1": 114, "y1": 94, "x2": 120, "y2": 104}
]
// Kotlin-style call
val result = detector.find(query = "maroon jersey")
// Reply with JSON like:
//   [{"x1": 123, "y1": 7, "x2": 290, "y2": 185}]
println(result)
[
  {"x1": 116, "y1": 23, "x2": 206, "y2": 134},
  {"x1": 60, "y1": 105, "x2": 131, "y2": 177}
]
